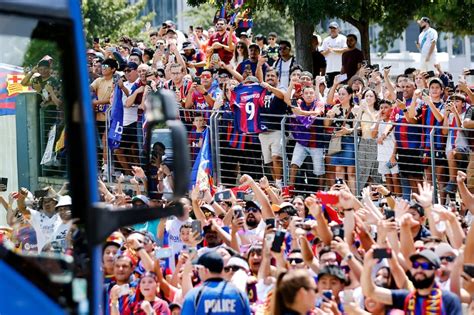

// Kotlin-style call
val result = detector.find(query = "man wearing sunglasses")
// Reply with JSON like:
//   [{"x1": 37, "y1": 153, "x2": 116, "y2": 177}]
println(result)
[
  {"x1": 207, "y1": 18, "x2": 237, "y2": 65},
  {"x1": 362, "y1": 248, "x2": 461, "y2": 314},
  {"x1": 185, "y1": 69, "x2": 221, "y2": 116}
]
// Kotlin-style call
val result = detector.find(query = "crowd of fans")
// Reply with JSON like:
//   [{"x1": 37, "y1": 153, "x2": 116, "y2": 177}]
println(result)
[{"x1": 1, "y1": 10, "x2": 474, "y2": 315}]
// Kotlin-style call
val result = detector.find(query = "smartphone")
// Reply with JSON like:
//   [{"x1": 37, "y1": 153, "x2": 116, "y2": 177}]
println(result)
[
  {"x1": 281, "y1": 186, "x2": 290, "y2": 196},
  {"x1": 234, "y1": 208, "x2": 244, "y2": 219},
  {"x1": 34, "y1": 189, "x2": 48, "y2": 199},
  {"x1": 0, "y1": 178, "x2": 7, "y2": 192},
  {"x1": 322, "y1": 290, "x2": 333, "y2": 301},
  {"x1": 467, "y1": 69, "x2": 474, "y2": 76},
  {"x1": 231, "y1": 191, "x2": 244, "y2": 201},
  {"x1": 265, "y1": 218, "x2": 276, "y2": 228},
  {"x1": 211, "y1": 53, "x2": 220, "y2": 62},
  {"x1": 118, "y1": 284, "x2": 130, "y2": 297},
  {"x1": 243, "y1": 194, "x2": 254, "y2": 202},
  {"x1": 271, "y1": 230, "x2": 286, "y2": 252},
  {"x1": 426, "y1": 70, "x2": 435, "y2": 78},
  {"x1": 361, "y1": 60, "x2": 368, "y2": 67},
  {"x1": 331, "y1": 225, "x2": 344, "y2": 239},
  {"x1": 193, "y1": 77, "x2": 201, "y2": 85},
  {"x1": 93, "y1": 37, "x2": 100, "y2": 44},
  {"x1": 383, "y1": 65, "x2": 392, "y2": 70},
  {"x1": 335, "y1": 178, "x2": 345, "y2": 185},
  {"x1": 338, "y1": 73, "x2": 348, "y2": 82},
  {"x1": 214, "y1": 190, "x2": 231, "y2": 202},
  {"x1": 297, "y1": 223, "x2": 312, "y2": 231},
  {"x1": 294, "y1": 83, "x2": 302, "y2": 94},
  {"x1": 155, "y1": 247, "x2": 172, "y2": 259},
  {"x1": 384, "y1": 209, "x2": 395, "y2": 220},
  {"x1": 373, "y1": 248, "x2": 392, "y2": 259},
  {"x1": 198, "y1": 190, "x2": 205, "y2": 199},
  {"x1": 316, "y1": 191, "x2": 339, "y2": 205},
  {"x1": 191, "y1": 220, "x2": 202, "y2": 237},
  {"x1": 396, "y1": 91, "x2": 404, "y2": 101},
  {"x1": 371, "y1": 64, "x2": 380, "y2": 71},
  {"x1": 422, "y1": 88, "x2": 429, "y2": 96},
  {"x1": 463, "y1": 264, "x2": 474, "y2": 277}
]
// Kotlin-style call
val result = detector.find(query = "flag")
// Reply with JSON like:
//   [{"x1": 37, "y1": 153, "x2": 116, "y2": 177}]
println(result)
[
  {"x1": 190, "y1": 128, "x2": 213, "y2": 191},
  {"x1": 219, "y1": 4, "x2": 226, "y2": 18},
  {"x1": 107, "y1": 84, "x2": 124, "y2": 151},
  {"x1": 234, "y1": 0, "x2": 244, "y2": 8},
  {"x1": 6, "y1": 74, "x2": 28, "y2": 96}
]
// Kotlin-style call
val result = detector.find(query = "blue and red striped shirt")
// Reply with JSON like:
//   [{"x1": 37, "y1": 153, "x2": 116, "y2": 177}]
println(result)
[
  {"x1": 230, "y1": 83, "x2": 267, "y2": 134},
  {"x1": 390, "y1": 98, "x2": 422, "y2": 149}
]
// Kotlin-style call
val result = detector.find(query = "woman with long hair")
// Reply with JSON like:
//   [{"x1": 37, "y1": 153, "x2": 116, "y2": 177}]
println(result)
[
  {"x1": 230, "y1": 40, "x2": 249, "y2": 69},
  {"x1": 325, "y1": 76, "x2": 359, "y2": 193},
  {"x1": 357, "y1": 88, "x2": 381, "y2": 191},
  {"x1": 131, "y1": 271, "x2": 171, "y2": 315},
  {"x1": 271, "y1": 269, "x2": 317, "y2": 315}
]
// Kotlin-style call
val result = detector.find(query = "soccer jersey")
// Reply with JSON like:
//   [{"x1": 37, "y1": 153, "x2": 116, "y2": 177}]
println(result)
[
  {"x1": 419, "y1": 101, "x2": 445, "y2": 150},
  {"x1": 390, "y1": 99, "x2": 422, "y2": 149},
  {"x1": 230, "y1": 83, "x2": 267, "y2": 134},
  {"x1": 290, "y1": 100, "x2": 325, "y2": 148}
]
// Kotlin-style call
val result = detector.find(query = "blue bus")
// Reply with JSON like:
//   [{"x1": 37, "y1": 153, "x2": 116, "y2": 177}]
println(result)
[{"x1": 0, "y1": 0, "x2": 189, "y2": 313}]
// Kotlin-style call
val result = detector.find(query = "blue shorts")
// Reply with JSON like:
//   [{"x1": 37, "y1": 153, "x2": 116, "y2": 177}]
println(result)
[{"x1": 330, "y1": 136, "x2": 355, "y2": 166}]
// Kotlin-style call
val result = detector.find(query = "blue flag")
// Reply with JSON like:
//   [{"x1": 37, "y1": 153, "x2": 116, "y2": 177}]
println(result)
[
  {"x1": 190, "y1": 128, "x2": 213, "y2": 190},
  {"x1": 108, "y1": 84, "x2": 124, "y2": 151}
]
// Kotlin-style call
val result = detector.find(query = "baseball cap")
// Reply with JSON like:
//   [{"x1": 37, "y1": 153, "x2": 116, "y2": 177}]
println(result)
[
  {"x1": 329, "y1": 21, "x2": 339, "y2": 29},
  {"x1": 40, "y1": 187, "x2": 59, "y2": 201},
  {"x1": 200, "y1": 204, "x2": 215, "y2": 215},
  {"x1": 182, "y1": 41, "x2": 195, "y2": 51},
  {"x1": 38, "y1": 60, "x2": 51, "y2": 67},
  {"x1": 255, "y1": 34, "x2": 265, "y2": 40},
  {"x1": 56, "y1": 195, "x2": 72, "y2": 208},
  {"x1": 272, "y1": 201, "x2": 295, "y2": 213},
  {"x1": 244, "y1": 76, "x2": 259, "y2": 84},
  {"x1": 245, "y1": 200, "x2": 261, "y2": 210},
  {"x1": 193, "y1": 250, "x2": 224, "y2": 273},
  {"x1": 301, "y1": 71, "x2": 313, "y2": 80},
  {"x1": 249, "y1": 43, "x2": 260, "y2": 51},
  {"x1": 125, "y1": 61, "x2": 138, "y2": 70},
  {"x1": 132, "y1": 195, "x2": 150, "y2": 206},
  {"x1": 318, "y1": 265, "x2": 348, "y2": 284},
  {"x1": 131, "y1": 47, "x2": 143, "y2": 56},
  {"x1": 434, "y1": 242, "x2": 458, "y2": 257},
  {"x1": 450, "y1": 93, "x2": 466, "y2": 102},
  {"x1": 418, "y1": 17, "x2": 431, "y2": 24},
  {"x1": 410, "y1": 249, "x2": 441, "y2": 269},
  {"x1": 105, "y1": 231, "x2": 125, "y2": 249}
]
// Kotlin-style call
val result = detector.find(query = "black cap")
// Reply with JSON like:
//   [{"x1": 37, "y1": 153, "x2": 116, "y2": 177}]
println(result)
[
  {"x1": 125, "y1": 61, "x2": 138, "y2": 70},
  {"x1": 255, "y1": 34, "x2": 265, "y2": 40},
  {"x1": 182, "y1": 41, "x2": 195, "y2": 51},
  {"x1": 192, "y1": 250, "x2": 224, "y2": 273},
  {"x1": 249, "y1": 43, "x2": 260, "y2": 51},
  {"x1": 38, "y1": 60, "x2": 50, "y2": 67},
  {"x1": 410, "y1": 249, "x2": 441, "y2": 269},
  {"x1": 318, "y1": 265, "x2": 348, "y2": 285}
]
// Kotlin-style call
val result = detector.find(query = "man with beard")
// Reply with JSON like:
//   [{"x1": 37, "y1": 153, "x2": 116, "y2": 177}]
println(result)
[
  {"x1": 107, "y1": 255, "x2": 138, "y2": 315},
  {"x1": 207, "y1": 18, "x2": 237, "y2": 65},
  {"x1": 416, "y1": 17, "x2": 438, "y2": 71},
  {"x1": 434, "y1": 242, "x2": 458, "y2": 290},
  {"x1": 235, "y1": 200, "x2": 266, "y2": 244},
  {"x1": 361, "y1": 248, "x2": 461, "y2": 314}
]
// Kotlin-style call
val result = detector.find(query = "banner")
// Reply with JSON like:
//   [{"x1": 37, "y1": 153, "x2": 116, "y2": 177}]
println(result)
[
  {"x1": 190, "y1": 128, "x2": 213, "y2": 191},
  {"x1": 107, "y1": 84, "x2": 124, "y2": 151}
]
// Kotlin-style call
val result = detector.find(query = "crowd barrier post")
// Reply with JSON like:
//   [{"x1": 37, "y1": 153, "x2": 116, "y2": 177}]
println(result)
[
  {"x1": 353, "y1": 120, "x2": 361, "y2": 196},
  {"x1": 429, "y1": 127, "x2": 437, "y2": 203},
  {"x1": 280, "y1": 115, "x2": 289, "y2": 187},
  {"x1": 210, "y1": 111, "x2": 222, "y2": 186},
  {"x1": 39, "y1": 107, "x2": 46, "y2": 177},
  {"x1": 105, "y1": 106, "x2": 113, "y2": 183}
]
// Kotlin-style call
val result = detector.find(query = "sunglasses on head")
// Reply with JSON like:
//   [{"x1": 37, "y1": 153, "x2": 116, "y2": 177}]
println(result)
[
  {"x1": 102, "y1": 65, "x2": 110, "y2": 69},
  {"x1": 412, "y1": 261, "x2": 435, "y2": 270},
  {"x1": 288, "y1": 257, "x2": 304, "y2": 264},
  {"x1": 224, "y1": 266, "x2": 241, "y2": 272}
]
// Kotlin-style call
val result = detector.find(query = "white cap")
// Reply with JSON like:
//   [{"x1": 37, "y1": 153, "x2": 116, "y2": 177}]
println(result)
[
  {"x1": 226, "y1": 256, "x2": 250, "y2": 271},
  {"x1": 435, "y1": 242, "x2": 458, "y2": 257},
  {"x1": 56, "y1": 195, "x2": 72, "y2": 208}
]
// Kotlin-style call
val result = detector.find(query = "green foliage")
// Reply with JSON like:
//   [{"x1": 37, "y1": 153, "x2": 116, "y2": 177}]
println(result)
[
  {"x1": 81, "y1": 0, "x2": 154, "y2": 44},
  {"x1": 23, "y1": 39, "x2": 62, "y2": 70},
  {"x1": 418, "y1": 1, "x2": 473, "y2": 36}
]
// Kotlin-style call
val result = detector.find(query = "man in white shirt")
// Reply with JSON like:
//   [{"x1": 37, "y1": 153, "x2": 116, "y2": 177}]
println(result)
[
  {"x1": 273, "y1": 40, "x2": 296, "y2": 89},
  {"x1": 321, "y1": 21, "x2": 347, "y2": 88},
  {"x1": 50, "y1": 195, "x2": 73, "y2": 252},
  {"x1": 417, "y1": 17, "x2": 438, "y2": 71}
]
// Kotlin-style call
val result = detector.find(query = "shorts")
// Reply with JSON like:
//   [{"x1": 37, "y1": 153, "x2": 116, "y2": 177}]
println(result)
[
  {"x1": 259, "y1": 130, "x2": 282, "y2": 164},
  {"x1": 433, "y1": 150, "x2": 448, "y2": 167},
  {"x1": 291, "y1": 142, "x2": 325, "y2": 176},
  {"x1": 378, "y1": 161, "x2": 400, "y2": 175},
  {"x1": 397, "y1": 148, "x2": 423, "y2": 178},
  {"x1": 330, "y1": 136, "x2": 355, "y2": 166},
  {"x1": 120, "y1": 122, "x2": 138, "y2": 149}
]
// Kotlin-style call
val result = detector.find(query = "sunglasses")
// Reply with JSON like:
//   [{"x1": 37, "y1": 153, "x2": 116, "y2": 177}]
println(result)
[
  {"x1": 200, "y1": 74, "x2": 212, "y2": 79},
  {"x1": 288, "y1": 258, "x2": 304, "y2": 264},
  {"x1": 244, "y1": 208, "x2": 260, "y2": 213},
  {"x1": 124, "y1": 69, "x2": 134, "y2": 73},
  {"x1": 412, "y1": 261, "x2": 435, "y2": 270},
  {"x1": 268, "y1": 37, "x2": 276, "y2": 40},
  {"x1": 440, "y1": 256, "x2": 455, "y2": 263},
  {"x1": 101, "y1": 65, "x2": 110, "y2": 69},
  {"x1": 224, "y1": 266, "x2": 241, "y2": 272}
]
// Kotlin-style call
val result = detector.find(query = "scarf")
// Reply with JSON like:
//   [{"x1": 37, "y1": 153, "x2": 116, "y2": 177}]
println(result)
[{"x1": 404, "y1": 284, "x2": 443, "y2": 315}]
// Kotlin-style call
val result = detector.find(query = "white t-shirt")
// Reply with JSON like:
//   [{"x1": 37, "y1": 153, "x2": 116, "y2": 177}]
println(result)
[
  {"x1": 277, "y1": 58, "x2": 292, "y2": 89},
  {"x1": 321, "y1": 34, "x2": 347, "y2": 72},
  {"x1": 28, "y1": 208, "x2": 61, "y2": 252},
  {"x1": 376, "y1": 121, "x2": 395, "y2": 162},
  {"x1": 166, "y1": 217, "x2": 192, "y2": 255},
  {"x1": 50, "y1": 221, "x2": 72, "y2": 250},
  {"x1": 122, "y1": 80, "x2": 138, "y2": 126},
  {"x1": 418, "y1": 27, "x2": 438, "y2": 57},
  {"x1": 241, "y1": 220, "x2": 266, "y2": 244}
]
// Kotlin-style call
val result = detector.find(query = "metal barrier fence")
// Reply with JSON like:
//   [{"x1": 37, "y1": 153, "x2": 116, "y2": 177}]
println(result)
[
  {"x1": 93, "y1": 105, "x2": 474, "y2": 204},
  {"x1": 39, "y1": 107, "x2": 68, "y2": 178}
]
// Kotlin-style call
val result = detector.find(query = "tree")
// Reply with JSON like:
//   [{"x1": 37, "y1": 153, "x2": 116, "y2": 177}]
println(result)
[
  {"x1": 417, "y1": 2, "x2": 473, "y2": 37},
  {"x1": 81, "y1": 0, "x2": 154, "y2": 44}
]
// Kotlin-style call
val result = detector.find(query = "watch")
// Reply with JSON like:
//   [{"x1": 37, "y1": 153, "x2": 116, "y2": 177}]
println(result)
[
  {"x1": 403, "y1": 109, "x2": 408, "y2": 113},
  {"x1": 343, "y1": 253, "x2": 353, "y2": 262},
  {"x1": 203, "y1": 91, "x2": 209, "y2": 96}
]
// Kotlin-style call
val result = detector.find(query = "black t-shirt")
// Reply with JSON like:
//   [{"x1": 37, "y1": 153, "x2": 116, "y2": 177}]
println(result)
[
  {"x1": 391, "y1": 288, "x2": 462, "y2": 314},
  {"x1": 342, "y1": 48, "x2": 364, "y2": 80},
  {"x1": 312, "y1": 50, "x2": 327, "y2": 76},
  {"x1": 261, "y1": 91, "x2": 290, "y2": 131},
  {"x1": 465, "y1": 106, "x2": 474, "y2": 149},
  {"x1": 266, "y1": 46, "x2": 279, "y2": 67}
]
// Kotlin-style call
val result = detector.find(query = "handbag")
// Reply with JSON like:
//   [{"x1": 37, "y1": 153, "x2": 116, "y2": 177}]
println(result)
[{"x1": 327, "y1": 134, "x2": 342, "y2": 156}]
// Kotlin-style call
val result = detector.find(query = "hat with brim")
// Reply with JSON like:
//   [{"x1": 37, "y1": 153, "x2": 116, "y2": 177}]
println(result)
[
  {"x1": 56, "y1": 195, "x2": 72, "y2": 208},
  {"x1": 434, "y1": 242, "x2": 458, "y2": 258},
  {"x1": 272, "y1": 201, "x2": 295, "y2": 213},
  {"x1": 318, "y1": 265, "x2": 349, "y2": 285},
  {"x1": 200, "y1": 204, "x2": 215, "y2": 215},
  {"x1": 410, "y1": 249, "x2": 441, "y2": 269},
  {"x1": 244, "y1": 76, "x2": 259, "y2": 84},
  {"x1": 226, "y1": 256, "x2": 250, "y2": 271},
  {"x1": 245, "y1": 200, "x2": 261, "y2": 211},
  {"x1": 192, "y1": 250, "x2": 224, "y2": 273}
]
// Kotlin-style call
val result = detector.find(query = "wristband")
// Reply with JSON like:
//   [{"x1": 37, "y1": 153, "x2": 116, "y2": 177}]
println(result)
[
  {"x1": 135, "y1": 247, "x2": 144, "y2": 252},
  {"x1": 209, "y1": 199, "x2": 215, "y2": 206},
  {"x1": 383, "y1": 192, "x2": 392, "y2": 197},
  {"x1": 342, "y1": 253, "x2": 353, "y2": 262},
  {"x1": 203, "y1": 91, "x2": 209, "y2": 96},
  {"x1": 343, "y1": 208, "x2": 354, "y2": 211}
]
